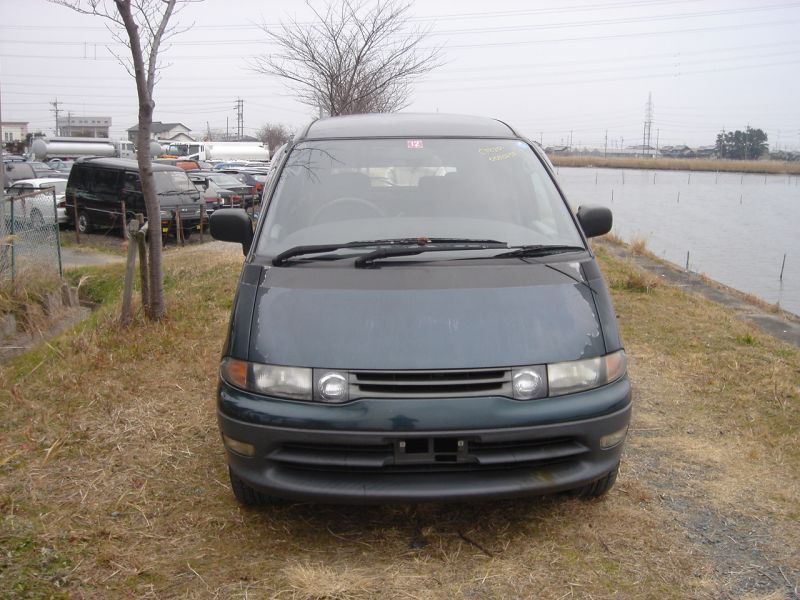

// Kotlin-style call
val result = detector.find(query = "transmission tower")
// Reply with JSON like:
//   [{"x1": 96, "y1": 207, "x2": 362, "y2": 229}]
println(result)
[
  {"x1": 235, "y1": 98, "x2": 244, "y2": 140},
  {"x1": 642, "y1": 92, "x2": 654, "y2": 155}
]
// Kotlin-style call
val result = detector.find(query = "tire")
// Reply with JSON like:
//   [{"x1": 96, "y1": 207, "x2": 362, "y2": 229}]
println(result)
[
  {"x1": 228, "y1": 467, "x2": 278, "y2": 506},
  {"x1": 77, "y1": 212, "x2": 92, "y2": 234},
  {"x1": 569, "y1": 463, "x2": 619, "y2": 499},
  {"x1": 30, "y1": 209, "x2": 45, "y2": 229}
]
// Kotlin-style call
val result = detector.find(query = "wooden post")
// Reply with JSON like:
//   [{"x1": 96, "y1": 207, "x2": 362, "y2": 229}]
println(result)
[
  {"x1": 135, "y1": 214, "x2": 149, "y2": 311},
  {"x1": 120, "y1": 219, "x2": 138, "y2": 326},
  {"x1": 120, "y1": 200, "x2": 127, "y2": 239},
  {"x1": 72, "y1": 194, "x2": 81, "y2": 244},
  {"x1": 199, "y1": 203, "x2": 205, "y2": 243},
  {"x1": 175, "y1": 209, "x2": 184, "y2": 246}
]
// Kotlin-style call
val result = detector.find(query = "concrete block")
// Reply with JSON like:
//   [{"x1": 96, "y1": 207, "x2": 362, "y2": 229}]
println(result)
[{"x1": 61, "y1": 283, "x2": 79, "y2": 308}]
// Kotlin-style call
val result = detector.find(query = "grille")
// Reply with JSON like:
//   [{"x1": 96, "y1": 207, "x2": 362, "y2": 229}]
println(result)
[
  {"x1": 270, "y1": 437, "x2": 587, "y2": 474},
  {"x1": 351, "y1": 368, "x2": 511, "y2": 399}
]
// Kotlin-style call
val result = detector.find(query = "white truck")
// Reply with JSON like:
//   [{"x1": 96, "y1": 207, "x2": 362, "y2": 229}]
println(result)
[{"x1": 30, "y1": 137, "x2": 161, "y2": 161}]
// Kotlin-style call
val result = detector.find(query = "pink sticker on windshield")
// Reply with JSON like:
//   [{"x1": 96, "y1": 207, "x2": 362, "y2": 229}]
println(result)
[{"x1": 407, "y1": 140, "x2": 424, "y2": 149}]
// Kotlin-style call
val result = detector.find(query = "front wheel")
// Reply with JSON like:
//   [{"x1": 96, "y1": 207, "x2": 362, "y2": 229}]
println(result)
[
  {"x1": 229, "y1": 467, "x2": 279, "y2": 507},
  {"x1": 568, "y1": 463, "x2": 619, "y2": 499},
  {"x1": 77, "y1": 212, "x2": 92, "y2": 234}
]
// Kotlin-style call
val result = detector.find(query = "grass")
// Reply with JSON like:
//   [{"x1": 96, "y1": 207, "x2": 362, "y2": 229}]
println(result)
[
  {"x1": 550, "y1": 154, "x2": 800, "y2": 174},
  {"x1": 1, "y1": 243, "x2": 798, "y2": 598}
]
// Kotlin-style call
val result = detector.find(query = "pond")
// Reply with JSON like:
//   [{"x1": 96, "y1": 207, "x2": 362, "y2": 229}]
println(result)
[{"x1": 557, "y1": 167, "x2": 800, "y2": 317}]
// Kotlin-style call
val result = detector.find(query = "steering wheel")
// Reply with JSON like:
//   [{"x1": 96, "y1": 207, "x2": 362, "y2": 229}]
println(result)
[{"x1": 311, "y1": 196, "x2": 385, "y2": 224}]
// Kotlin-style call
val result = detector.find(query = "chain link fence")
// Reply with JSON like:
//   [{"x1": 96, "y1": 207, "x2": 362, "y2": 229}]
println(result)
[{"x1": 1, "y1": 187, "x2": 63, "y2": 288}]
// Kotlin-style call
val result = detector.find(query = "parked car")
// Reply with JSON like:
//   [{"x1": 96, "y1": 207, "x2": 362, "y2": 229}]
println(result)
[
  {"x1": 194, "y1": 172, "x2": 256, "y2": 207},
  {"x1": 65, "y1": 157, "x2": 202, "y2": 238},
  {"x1": 3, "y1": 161, "x2": 37, "y2": 190},
  {"x1": 46, "y1": 159, "x2": 76, "y2": 174},
  {"x1": 210, "y1": 113, "x2": 630, "y2": 505},
  {"x1": 27, "y1": 161, "x2": 67, "y2": 179},
  {"x1": 5, "y1": 178, "x2": 68, "y2": 225},
  {"x1": 219, "y1": 170, "x2": 264, "y2": 199},
  {"x1": 189, "y1": 174, "x2": 242, "y2": 213},
  {"x1": 154, "y1": 158, "x2": 202, "y2": 171}
]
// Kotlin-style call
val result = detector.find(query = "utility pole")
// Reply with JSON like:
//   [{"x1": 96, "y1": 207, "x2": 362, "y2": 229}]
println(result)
[
  {"x1": 604, "y1": 129, "x2": 608, "y2": 158},
  {"x1": 656, "y1": 128, "x2": 660, "y2": 153},
  {"x1": 569, "y1": 130, "x2": 573, "y2": 151},
  {"x1": 51, "y1": 98, "x2": 61, "y2": 135},
  {"x1": 235, "y1": 98, "x2": 244, "y2": 140}
]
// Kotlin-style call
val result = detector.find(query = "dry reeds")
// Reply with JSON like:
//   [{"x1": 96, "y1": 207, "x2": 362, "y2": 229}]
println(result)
[{"x1": 551, "y1": 154, "x2": 800, "y2": 174}]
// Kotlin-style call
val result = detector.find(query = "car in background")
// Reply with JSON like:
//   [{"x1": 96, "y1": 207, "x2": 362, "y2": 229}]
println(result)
[
  {"x1": 4, "y1": 178, "x2": 68, "y2": 226},
  {"x1": 189, "y1": 174, "x2": 242, "y2": 214},
  {"x1": 46, "y1": 159, "x2": 76, "y2": 175},
  {"x1": 154, "y1": 158, "x2": 202, "y2": 171},
  {"x1": 66, "y1": 157, "x2": 202, "y2": 238},
  {"x1": 194, "y1": 171, "x2": 256, "y2": 207},
  {"x1": 219, "y1": 170, "x2": 265, "y2": 199},
  {"x1": 3, "y1": 161, "x2": 37, "y2": 190},
  {"x1": 27, "y1": 161, "x2": 67, "y2": 179}
]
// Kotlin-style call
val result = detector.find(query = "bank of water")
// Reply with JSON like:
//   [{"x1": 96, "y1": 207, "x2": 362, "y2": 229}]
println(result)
[{"x1": 557, "y1": 167, "x2": 800, "y2": 317}]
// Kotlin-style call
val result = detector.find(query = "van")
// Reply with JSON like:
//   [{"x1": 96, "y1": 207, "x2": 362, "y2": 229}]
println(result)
[
  {"x1": 210, "y1": 113, "x2": 631, "y2": 505},
  {"x1": 66, "y1": 157, "x2": 202, "y2": 237}
]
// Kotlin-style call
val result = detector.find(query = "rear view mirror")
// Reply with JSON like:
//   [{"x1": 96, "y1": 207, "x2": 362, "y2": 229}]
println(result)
[
  {"x1": 576, "y1": 205, "x2": 613, "y2": 238},
  {"x1": 210, "y1": 208, "x2": 253, "y2": 255}
]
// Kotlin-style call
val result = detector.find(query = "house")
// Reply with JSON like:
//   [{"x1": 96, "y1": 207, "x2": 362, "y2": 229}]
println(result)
[
  {"x1": 127, "y1": 122, "x2": 194, "y2": 142},
  {"x1": 58, "y1": 116, "x2": 110, "y2": 137},
  {"x1": 1, "y1": 121, "x2": 29, "y2": 144}
]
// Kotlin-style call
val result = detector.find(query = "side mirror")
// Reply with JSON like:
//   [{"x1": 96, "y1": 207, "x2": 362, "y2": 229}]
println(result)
[
  {"x1": 210, "y1": 208, "x2": 253, "y2": 255},
  {"x1": 576, "y1": 205, "x2": 613, "y2": 238}
]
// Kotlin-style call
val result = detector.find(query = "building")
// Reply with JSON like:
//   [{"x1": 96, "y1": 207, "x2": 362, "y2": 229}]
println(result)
[
  {"x1": 57, "y1": 115, "x2": 111, "y2": 137},
  {"x1": 1, "y1": 121, "x2": 29, "y2": 143},
  {"x1": 127, "y1": 122, "x2": 193, "y2": 142}
]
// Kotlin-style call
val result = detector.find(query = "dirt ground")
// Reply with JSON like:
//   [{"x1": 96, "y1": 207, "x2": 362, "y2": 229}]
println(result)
[{"x1": 1, "y1": 241, "x2": 798, "y2": 599}]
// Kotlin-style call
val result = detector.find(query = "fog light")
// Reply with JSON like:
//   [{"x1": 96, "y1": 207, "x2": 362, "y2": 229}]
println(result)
[
  {"x1": 512, "y1": 366, "x2": 547, "y2": 400},
  {"x1": 600, "y1": 426, "x2": 628, "y2": 449},
  {"x1": 222, "y1": 434, "x2": 255, "y2": 457},
  {"x1": 316, "y1": 371, "x2": 349, "y2": 403}
]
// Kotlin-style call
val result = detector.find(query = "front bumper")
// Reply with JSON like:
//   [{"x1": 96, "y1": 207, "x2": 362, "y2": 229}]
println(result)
[{"x1": 217, "y1": 377, "x2": 632, "y2": 503}]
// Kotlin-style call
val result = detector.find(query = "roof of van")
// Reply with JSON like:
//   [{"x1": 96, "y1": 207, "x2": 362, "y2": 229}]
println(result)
[
  {"x1": 74, "y1": 157, "x2": 184, "y2": 172},
  {"x1": 299, "y1": 113, "x2": 520, "y2": 141}
]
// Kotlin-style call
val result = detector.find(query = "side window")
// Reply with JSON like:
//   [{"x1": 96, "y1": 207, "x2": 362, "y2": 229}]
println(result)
[
  {"x1": 123, "y1": 172, "x2": 141, "y2": 192},
  {"x1": 94, "y1": 169, "x2": 120, "y2": 196}
]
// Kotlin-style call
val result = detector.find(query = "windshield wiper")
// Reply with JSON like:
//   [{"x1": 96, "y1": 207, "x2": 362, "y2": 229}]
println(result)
[
  {"x1": 494, "y1": 244, "x2": 586, "y2": 259},
  {"x1": 272, "y1": 238, "x2": 505, "y2": 266},
  {"x1": 354, "y1": 241, "x2": 507, "y2": 268}
]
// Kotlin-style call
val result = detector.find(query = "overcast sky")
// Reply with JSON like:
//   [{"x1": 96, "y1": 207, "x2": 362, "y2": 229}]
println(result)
[{"x1": 2, "y1": 0, "x2": 799, "y2": 150}]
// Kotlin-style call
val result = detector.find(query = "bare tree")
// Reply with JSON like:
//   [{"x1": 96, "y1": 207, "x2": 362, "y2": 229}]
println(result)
[
  {"x1": 255, "y1": 123, "x2": 293, "y2": 154},
  {"x1": 254, "y1": 0, "x2": 442, "y2": 116},
  {"x1": 49, "y1": 0, "x2": 191, "y2": 321}
]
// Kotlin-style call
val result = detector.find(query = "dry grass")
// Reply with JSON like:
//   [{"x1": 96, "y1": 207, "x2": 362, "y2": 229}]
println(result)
[
  {"x1": 1, "y1": 244, "x2": 798, "y2": 599},
  {"x1": 550, "y1": 154, "x2": 800, "y2": 174}
]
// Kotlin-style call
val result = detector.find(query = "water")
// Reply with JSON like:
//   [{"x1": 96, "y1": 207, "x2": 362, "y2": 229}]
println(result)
[{"x1": 556, "y1": 167, "x2": 800, "y2": 317}]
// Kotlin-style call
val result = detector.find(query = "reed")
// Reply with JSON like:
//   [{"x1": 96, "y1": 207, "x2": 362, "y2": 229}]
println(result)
[{"x1": 550, "y1": 155, "x2": 800, "y2": 174}]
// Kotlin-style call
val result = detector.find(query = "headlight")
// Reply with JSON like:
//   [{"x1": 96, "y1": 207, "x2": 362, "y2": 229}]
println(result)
[
  {"x1": 220, "y1": 358, "x2": 312, "y2": 400},
  {"x1": 548, "y1": 350, "x2": 627, "y2": 396}
]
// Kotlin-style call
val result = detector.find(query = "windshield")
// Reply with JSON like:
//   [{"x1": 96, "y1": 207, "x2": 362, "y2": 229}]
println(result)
[
  {"x1": 210, "y1": 174, "x2": 246, "y2": 188},
  {"x1": 153, "y1": 170, "x2": 197, "y2": 194},
  {"x1": 256, "y1": 138, "x2": 583, "y2": 258}
]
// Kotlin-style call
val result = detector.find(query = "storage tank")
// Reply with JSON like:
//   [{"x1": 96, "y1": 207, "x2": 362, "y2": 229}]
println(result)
[
  {"x1": 31, "y1": 137, "x2": 118, "y2": 160},
  {"x1": 204, "y1": 142, "x2": 270, "y2": 162}
]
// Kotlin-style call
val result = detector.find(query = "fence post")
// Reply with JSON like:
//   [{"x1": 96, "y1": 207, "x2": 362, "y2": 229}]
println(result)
[
  {"x1": 120, "y1": 200, "x2": 127, "y2": 239},
  {"x1": 120, "y1": 219, "x2": 138, "y2": 326},
  {"x1": 72, "y1": 194, "x2": 80, "y2": 244},
  {"x1": 54, "y1": 188, "x2": 63, "y2": 278},
  {"x1": 199, "y1": 203, "x2": 205, "y2": 243},
  {"x1": 135, "y1": 214, "x2": 149, "y2": 312},
  {"x1": 175, "y1": 210, "x2": 184, "y2": 246},
  {"x1": 10, "y1": 195, "x2": 15, "y2": 284}
]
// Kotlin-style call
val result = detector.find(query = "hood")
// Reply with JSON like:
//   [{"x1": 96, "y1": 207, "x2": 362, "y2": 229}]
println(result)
[{"x1": 244, "y1": 261, "x2": 606, "y2": 370}]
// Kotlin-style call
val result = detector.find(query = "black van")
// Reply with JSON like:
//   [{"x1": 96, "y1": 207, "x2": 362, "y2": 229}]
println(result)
[
  {"x1": 65, "y1": 157, "x2": 202, "y2": 236},
  {"x1": 211, "y1": 113, "x2": 631, "y2": 505}
]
